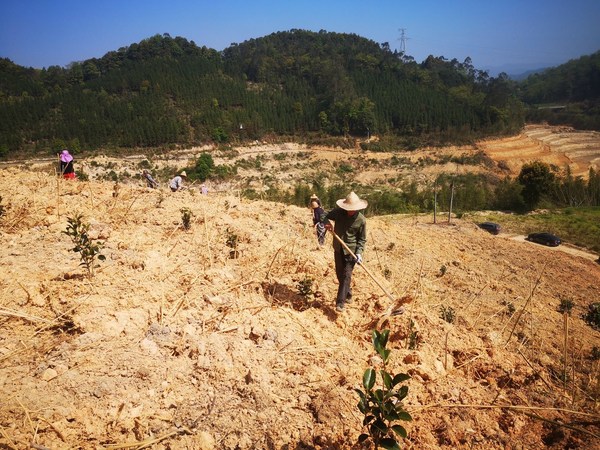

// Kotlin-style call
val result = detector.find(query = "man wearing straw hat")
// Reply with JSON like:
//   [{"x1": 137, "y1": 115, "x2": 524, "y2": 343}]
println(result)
[
  {"x1": 322, "y1": 191, "x2": 367, "y2": 312},
  {"x1": 169, "y1": 171, "x2": 187, "y2": 192}
]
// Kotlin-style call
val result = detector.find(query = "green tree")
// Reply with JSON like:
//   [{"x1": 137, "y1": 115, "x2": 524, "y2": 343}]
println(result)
[
  {"x1": 492, "y1": 177, "x2": 527, "y2": 212},
  {"x1": 518, "y1": 161, "x2": 556, "y2": 210},
  {"x1": 190, "y1": 152, "x2": 215, "y2": 180}
]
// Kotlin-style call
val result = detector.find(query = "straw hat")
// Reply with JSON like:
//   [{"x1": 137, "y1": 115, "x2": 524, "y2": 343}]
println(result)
[
  {"x1": 180, "y1": 171, "x2": 187, "y2": 177},
  {"x1": 310, "y1": 193, "x2": 319, "y2": 200},
  {"x1": 336, "y1": 192, "x2": 368, "y2": 211}
]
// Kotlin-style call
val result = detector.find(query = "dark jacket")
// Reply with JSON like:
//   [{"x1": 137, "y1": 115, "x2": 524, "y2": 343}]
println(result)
[
  {"x1": 321, "y1": 207, "x2": 367, "y2": 256},
  {"x1": 312, "y1": 206, "x2": 325, "y2": 225}
]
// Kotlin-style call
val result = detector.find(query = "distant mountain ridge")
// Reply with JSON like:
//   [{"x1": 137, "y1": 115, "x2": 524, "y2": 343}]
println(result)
[{"x1": 508, "y1": 67, "x2": 550, "y2": 81}]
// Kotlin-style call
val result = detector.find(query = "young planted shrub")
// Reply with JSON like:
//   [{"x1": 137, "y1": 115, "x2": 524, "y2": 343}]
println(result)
[
  {"x1": 63, "y1": 214, "x2": 105, "y2": 277},
  {"x1": 226, "y1": 227, "x2": 240, "y2": 258},
  {"x1": 296, "y1": 276, "x2": 315, "y2": 305},
  {"x1": 584, "y1": 303, "x2": 600, "y2": 330},
  {"x1": 356, "y1": 329, "x2": 412, "y2": 449},
  {"x1": 180, "y1": 207, "x2": 193, "y2": 230},
  {"x1": 439, "y1": 305, "x2": 456, "y2": 324},
  {"x1": 226, "y1": 228, "x2": 238, "y2": 249},
  {"x1": 558, "y1": 297, "x2": 575, "y2": 315}
]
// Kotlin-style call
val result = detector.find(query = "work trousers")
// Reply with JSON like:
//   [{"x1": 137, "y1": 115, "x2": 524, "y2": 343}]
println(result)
[
  {"x1": 315, "y1": 223, "x2": 326, "y2": 246},
  {"x1": 334, "y1": 250, "x2": 355, "y2": 306}
]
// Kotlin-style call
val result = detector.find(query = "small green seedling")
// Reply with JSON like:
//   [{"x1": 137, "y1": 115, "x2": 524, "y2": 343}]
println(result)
[
  {"x1": 383, "y1": 267, "x2": 392, "y2": 280},
  {"x1": 439, "y1": 305, "x2": 456, "y2": 324},
  {"x1": 226, "y1": 228, "x2": 238, "y2": 249},
  {"x1": 584, "y1": 303, "x2": 600, "y2": 330},
  {"x1": 63, "y1": 214, "x2": 105, "y2": 278},
  {"x1": 296, "y1": 276, "x2": 314, "y2": 303},
  {"x1": 226, "y1": 228, "x2": 240, "y2": 258},
  {"x1": 438, "y1": 265, "x2": 447, "y2": 277},
  {"x1": 558, "y1": 297, "x2": 575, "y2": 315},
  {"x1": 407, "y1": 319, "x2": 419, "y2": 350},
  {"x1": 180, "y1": 207, "x2": 193, "y2": 230},
  {"x1": 356, "y1": 329, "x2": 412, "y2": 449}
]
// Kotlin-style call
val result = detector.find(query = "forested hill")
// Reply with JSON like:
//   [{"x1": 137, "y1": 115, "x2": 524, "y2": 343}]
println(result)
[
  {"x1": 1, "y1": 31, "x2": 526, "y2": 157},
  {"x1": 520, "y1": 51, "x2": 600, "y2": 131}
]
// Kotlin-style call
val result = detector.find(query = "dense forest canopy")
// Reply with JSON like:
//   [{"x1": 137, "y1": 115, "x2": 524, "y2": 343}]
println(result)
[
  {"x1": 0, "y1": 31, "x2": 597, "y2": 157},
  {"x1": 519, "y1": 50, "x2": 600, "y2": 130}
]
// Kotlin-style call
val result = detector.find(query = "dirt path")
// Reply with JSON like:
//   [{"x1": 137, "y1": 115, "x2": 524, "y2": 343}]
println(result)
[{"x1": 508, "y1": 234, "x2": 599, "y2": 262}]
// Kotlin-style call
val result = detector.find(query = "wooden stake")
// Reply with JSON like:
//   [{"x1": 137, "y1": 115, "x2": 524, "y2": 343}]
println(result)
[
  {"x1": 444, "y1": 331, "x2": 449, "y2": 370},
  {"x1": 56, "y1": 164, "x2": 61, "y2": 219},
  {"x1": 448, "y1": 179, "x2": 454, "y2": 224},
  {"x1": 563, "y1": 311, "x2": 569, "y2": 394},
  {"x1": 433, "y1": 182, "x2": 437, "y2": 224},
  {"x1": 505, "y1": 267, "x2": 544, "y2": 346}
]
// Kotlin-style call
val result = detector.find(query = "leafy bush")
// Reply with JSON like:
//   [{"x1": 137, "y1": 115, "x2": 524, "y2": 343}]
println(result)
[
  {"x1": 62, "y1": 214, "x2": 106, "y2": 277},
  {"x1": 356, "y1": 329, "x2": 412, "y2": 449},
  {"x1": 76, "y1": 169, "x2": 89, "y2": 181},
  {"x1": 188, "y1": 153, "x2": 215, "y2": 181}
]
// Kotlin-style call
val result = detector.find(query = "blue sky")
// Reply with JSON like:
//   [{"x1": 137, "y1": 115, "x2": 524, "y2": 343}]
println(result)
[{"x1": 1, "y1": 0, "x2": 599, "y2": 74}]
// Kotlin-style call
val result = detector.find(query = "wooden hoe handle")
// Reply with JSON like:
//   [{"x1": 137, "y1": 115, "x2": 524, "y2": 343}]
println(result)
[{"x1": 331, "y1": 231, "x2": 395, "y2": 303}]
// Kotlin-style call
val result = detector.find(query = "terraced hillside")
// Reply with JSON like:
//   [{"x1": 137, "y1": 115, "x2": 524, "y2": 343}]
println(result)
[{"x1": 481, "y1": 125, "x2": 600, "y2": 178}]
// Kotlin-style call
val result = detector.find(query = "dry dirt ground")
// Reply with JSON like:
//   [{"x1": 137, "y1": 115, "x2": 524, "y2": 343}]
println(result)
[
  {"x1": 1, "y1": 174, "x2": 600, "y2": 449},
  {"x1": 1, "y1": 126, "x2": 600, "y2": 449}
]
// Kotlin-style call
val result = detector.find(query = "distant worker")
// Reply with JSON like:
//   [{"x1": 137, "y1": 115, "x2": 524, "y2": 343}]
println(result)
[
  {"x1": 309, "y1": 194, "x2": 326, "y2": 248},
  {"x1": 201, "y1": 184, "x2": 208, "y2": 195},
  {"x1": 321, "y1": 191, "x2": 367, "y2": 313},
  {"x1": 169, "y1": 171, "x2": 187, "y2": 192},
  {"x1": 142, "y1": 169, "x2": 159, "y2": 189},
  {"x1": 59, "y1": 149, "x2": 76, "y2": 180}
]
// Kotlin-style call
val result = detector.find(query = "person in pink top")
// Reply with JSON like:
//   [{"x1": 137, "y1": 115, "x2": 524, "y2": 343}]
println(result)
[{"x1": 59, "y1": 149, "x2": 76, "y2": 179}]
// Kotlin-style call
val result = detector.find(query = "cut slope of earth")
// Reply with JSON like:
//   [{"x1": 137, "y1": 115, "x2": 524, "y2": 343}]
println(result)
[
  {"x1": 481, "y1": 124, "x2": 600, "y2": 178},
  {"x1": 1, "y1": 168, "x2": 599, "y2": 449},
  {"x1": 3, "y1": 125, "x2": 600, "y2": 192}
]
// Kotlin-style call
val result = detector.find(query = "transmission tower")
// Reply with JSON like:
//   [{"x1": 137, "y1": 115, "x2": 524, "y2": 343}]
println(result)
[{"x1": 398, "y1": 28, "x2": 409, "y2": 53}]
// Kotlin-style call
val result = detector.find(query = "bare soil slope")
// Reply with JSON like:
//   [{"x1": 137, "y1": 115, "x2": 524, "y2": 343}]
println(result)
[
  {"x1": 481, "y1": 124, "x2": 600, "y2": 178},
  {"x1": 1, "y1": 168, "x2": 599, "y2": 449}
]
